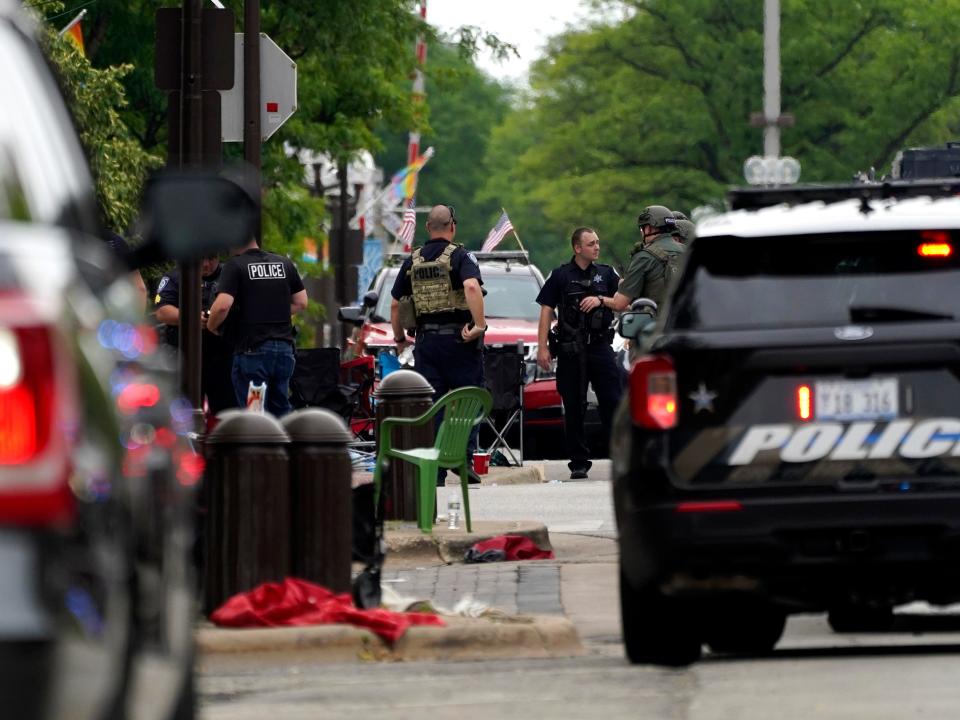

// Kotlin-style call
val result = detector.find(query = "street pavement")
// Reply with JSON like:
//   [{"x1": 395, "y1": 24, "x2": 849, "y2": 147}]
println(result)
[{"x1": 197, "y1": 460, "x2": 960, "y2": 719}]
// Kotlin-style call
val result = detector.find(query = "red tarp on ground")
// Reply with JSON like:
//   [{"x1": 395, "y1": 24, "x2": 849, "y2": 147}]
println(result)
[
  {"x1": 210, "y1": 578, "x2": 444, "y2": 643},
  {"x1": 465, "y1": 534, "x2": 556, "y2": 563}
]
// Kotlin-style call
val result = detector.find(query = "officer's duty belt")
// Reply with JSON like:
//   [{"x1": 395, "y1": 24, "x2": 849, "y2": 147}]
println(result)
[{"x1": 417, "y1": 323, "x2": 462, "y2": 336}]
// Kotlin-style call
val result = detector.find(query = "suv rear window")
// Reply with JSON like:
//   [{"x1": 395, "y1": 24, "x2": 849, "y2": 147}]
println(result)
[{"x1": 671, "y1": 231, "x2": 960, "y2": 330}]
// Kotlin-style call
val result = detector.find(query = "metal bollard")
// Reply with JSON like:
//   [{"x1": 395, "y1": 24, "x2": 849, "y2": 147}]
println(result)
[
  {"x1": 280, "y1": 408, "x2": 353, "y2": 594},
  {"x1": 374, "y1": 369, "x2": 435, "y2": 521},
  {"x1": 203, "y1": 410, "x2": 291, "y2": 615}
]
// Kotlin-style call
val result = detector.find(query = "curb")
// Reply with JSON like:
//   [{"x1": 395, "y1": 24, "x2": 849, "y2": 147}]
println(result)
[
  {"x1": 385, "y1": 520, "x2": 552, "y2": 564},
  {"x1": 195, "y1": 614, "x2": 582, "y2": 666}
]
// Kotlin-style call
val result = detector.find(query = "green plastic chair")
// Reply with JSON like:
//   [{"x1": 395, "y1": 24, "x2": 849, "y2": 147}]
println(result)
[{"x1": 374, "y1": 386, "x2": 493, "y2": 534}]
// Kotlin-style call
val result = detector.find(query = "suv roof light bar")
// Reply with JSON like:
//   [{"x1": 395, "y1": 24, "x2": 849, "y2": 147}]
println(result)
[{"x1": 728, "y1": 179, "x2": 960, "y2": 211}]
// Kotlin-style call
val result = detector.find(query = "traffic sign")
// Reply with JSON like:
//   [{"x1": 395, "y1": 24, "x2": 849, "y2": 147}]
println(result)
[{"x1": 221, "y1": 33, "x2": 297, "y2": 142}]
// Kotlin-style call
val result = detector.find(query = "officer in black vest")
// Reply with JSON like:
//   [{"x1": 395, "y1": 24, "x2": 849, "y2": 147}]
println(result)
[
  {"x1": 155, "y1": 254, "x2": 237, "y2": 416},
  {"x1": 536, "y1": 227, "x2": 623, "y2": 479},
  {"x1": 390, "y1": 205, "x2": 487, "y2": 480},
  {"x1": 207, "y1": 238, "x2": 308, "y2": 417}
]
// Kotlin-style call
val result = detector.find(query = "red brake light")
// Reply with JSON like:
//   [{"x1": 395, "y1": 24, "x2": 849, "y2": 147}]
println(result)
[
  {"x1": 919, "y1": 232, "x2": 952, "y2": 257},
  {"x1": 918, "y1": 242, "x2": 952, "y2": 258},
  {"x1": 797, "y1": 384, "x2": 812, "y2": 422},
  {"x1": 630, "y1": 355, "x2": 678, "y2": 429},
  {"x1": 0, "y1": 317, "x2": 74, "y2": 527}
]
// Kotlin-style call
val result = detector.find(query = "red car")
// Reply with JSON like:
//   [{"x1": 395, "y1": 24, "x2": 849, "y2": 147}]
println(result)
[{"x1": 347, "y1": 251, "x2": 563, "y2": 457}]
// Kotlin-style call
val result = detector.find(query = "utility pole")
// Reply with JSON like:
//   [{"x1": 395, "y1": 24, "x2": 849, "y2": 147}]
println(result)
[
  {"x1": 745, "y1": 0, "x2": 799, "y2": 185},
  {"x1": 244, "y1": 0, "x2": 261, "y2": 244},
  {"x1": 763, "y1": 0, "x2": 781, "y2": 158},
  {"x1": 336, "y1": 160, "x2": 349, "y2": 307},
  {"x1": 179, "y1": 0, "x2": 204, "y2": 427}
]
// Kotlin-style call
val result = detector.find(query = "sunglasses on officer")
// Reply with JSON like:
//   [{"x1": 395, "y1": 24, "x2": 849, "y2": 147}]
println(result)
[{"x1": 446, "y1": 205, "x2": 457, "y2": 226}]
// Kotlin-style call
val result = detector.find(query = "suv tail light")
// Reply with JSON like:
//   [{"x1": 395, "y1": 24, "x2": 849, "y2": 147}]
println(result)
[
  {"x1": 630, "y1": 355, "x2": 678, "y2": 429},
  {"x1": 0, "y1": 312, "x2": 74, "y2": 527}
]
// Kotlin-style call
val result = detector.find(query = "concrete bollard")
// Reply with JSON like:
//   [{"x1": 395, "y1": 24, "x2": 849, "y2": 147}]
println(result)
[
  {"x1": 280, "y1": 408, "x2": 353, "y2": 594},
  {"x1": 374, "y1": 369, "x2": 435, "y2": 522},
  {"x1": 203, "y1": 410, "x2": 291, "y2": 615}
]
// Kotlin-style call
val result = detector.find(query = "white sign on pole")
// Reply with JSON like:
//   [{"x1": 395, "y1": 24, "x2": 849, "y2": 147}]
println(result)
[
  {"x1": 381, "y1": 210, "x2": 402, "y2": 238},
  {"x1": 221, "y1": 33, "x2": 297, "y2": 142}
]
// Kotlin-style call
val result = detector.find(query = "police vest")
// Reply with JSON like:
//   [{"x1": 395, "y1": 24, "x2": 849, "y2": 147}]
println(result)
[{"x1": 409, "y1": 243, "x2": 469, "y2": 317}]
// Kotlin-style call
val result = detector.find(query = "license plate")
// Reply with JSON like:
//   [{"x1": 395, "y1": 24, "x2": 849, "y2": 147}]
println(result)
[{"x1": 815, "y1": 378, "x2": 899, "y2": 421}]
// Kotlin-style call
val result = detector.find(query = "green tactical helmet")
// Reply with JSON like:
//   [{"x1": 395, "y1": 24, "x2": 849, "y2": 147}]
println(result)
[
  {"x1": 673, "y1": 218, "x2": 696, "y2": 242},
  {"x1": 637, "y1": 205, "x2": 677, "y2": 232},
  {"x1": 672, "y1": 210, "x2": 688, "y2": 222}
]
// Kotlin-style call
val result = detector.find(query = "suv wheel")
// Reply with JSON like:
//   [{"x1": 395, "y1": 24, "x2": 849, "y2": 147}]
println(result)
[
  {"x1": 827, "y1": 603, "x2": 894, "y2": 633},
  {"x1": 704, "y1": 599, "x2": 786, "y2": 655},
  {"x1": 619, "y1": 568, "x2": 702, "y2": 666}
]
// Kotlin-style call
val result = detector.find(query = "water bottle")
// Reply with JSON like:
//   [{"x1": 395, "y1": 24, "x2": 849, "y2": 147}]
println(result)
[
  {"x1": 447, "y1": 495, "x2": 461, "y2": 530},
  {"x1": 246, "y1": 381, "x2": 267, "y2": 412}
]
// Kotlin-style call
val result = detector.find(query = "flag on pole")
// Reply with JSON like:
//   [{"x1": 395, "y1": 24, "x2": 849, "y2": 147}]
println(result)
[
  {"x1": 396, "y1": 206, "x2": 417, "y2": 251},
  {"x1": 389, "y1": 147, "x2": 434, "y2": 201},
  {"x1": 59, "y1": 9, "x2": 87, "y2": 56},
  {"x1": 481, "y1": 211, "x2": 514, "y2": 253}
]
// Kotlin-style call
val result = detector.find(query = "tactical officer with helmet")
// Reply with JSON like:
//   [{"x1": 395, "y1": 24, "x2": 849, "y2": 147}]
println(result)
[
  {"x1": 609, "y1": 205, "x2": 686, "y2": 313},
  {"x1": 671, "y1": 210, "x2": 696, "y2": 244},
  {"x1": 390, "y1": 205, "x2": 487, "y2": 476},
  {"x1": 537, "y1": 227, "x2": 623, "y2": 479}
]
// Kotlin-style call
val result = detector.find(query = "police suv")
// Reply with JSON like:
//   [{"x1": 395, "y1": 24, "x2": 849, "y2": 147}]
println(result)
[{"x1": 612, "y1": 180, "x2": 960, "y2": 665}]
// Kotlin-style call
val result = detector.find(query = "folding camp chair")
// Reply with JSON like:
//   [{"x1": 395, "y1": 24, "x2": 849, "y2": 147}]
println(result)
[{"x1": 482, "y1": 345, "x2": 525, "y2": 467}]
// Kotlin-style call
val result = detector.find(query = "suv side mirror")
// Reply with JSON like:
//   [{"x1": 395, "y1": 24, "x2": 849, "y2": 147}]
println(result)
[
  {"x1": 135, "y1": 169, "x2": 258, "y2": 264},
  {"x1": 619, "y1": 312, "x2": 657, "y2": 340},
  {"x1": 362, "y1": 290, "x2": 379, "y2": 308},
  {"x1": 338, "y1": 306, "x2": 364, "y2": 325}
]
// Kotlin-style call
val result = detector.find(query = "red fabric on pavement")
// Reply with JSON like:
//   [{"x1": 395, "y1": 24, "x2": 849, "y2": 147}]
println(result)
[
  {"x1": 470, "y1": 534, "x2": 555, "y2": 560},
  {"x1": 210, "y1": 578, "x2": 444, "y2": 643}
]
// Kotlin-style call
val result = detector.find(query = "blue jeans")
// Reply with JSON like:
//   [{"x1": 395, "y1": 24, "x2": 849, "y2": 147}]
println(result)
[{"x1": 232, "y1": 340, "x2": 296, "y2": 417}]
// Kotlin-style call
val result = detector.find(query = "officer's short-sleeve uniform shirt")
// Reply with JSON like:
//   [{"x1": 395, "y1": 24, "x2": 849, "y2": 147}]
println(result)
[
  {"x1": 390, "y1": 239, "x2": 482, "y2": 325},
  {"x1": 536, "y1": 259, "x2": 619, "y2": 308},
  {"x1": 155, "y1": 265, "x2": 226, "y2": 349},
  {"x1": 217, "y1": 249, "x2": 305, "y2": 351},
  {"x1": 537, "y1": 259, "x2": 619, "y2": 337}
]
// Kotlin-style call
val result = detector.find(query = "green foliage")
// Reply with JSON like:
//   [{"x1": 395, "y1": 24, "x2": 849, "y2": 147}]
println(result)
[
  {"x1": 376, "y1": 43, "x2": 514, "y2": 248},
  {"x1": 482, "y1": 0, "x2": 960, "y2": 271},
  {"x1": 38, "y1": 8, "x2": 160, "y2": 232}
]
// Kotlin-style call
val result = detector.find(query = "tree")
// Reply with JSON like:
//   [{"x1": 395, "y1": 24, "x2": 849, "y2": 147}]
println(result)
[
  {"x1": 482, "y1": 0, "x2": 960, "y2": 270},
  {"x1": 375, "y1": 42, "x2": 514, "y2": 249},
  {"x1": 38, "y1": 7, "x2": 159, "y2": 233}
]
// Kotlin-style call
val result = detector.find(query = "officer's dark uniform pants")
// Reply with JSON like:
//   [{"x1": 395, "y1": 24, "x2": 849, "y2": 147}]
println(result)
[
  {"x1": 556, "y1": 340, "x2": 623, "y2": 471},
  {"x1": 414, "y1": 330, "x2": 485, "y2": 481}
]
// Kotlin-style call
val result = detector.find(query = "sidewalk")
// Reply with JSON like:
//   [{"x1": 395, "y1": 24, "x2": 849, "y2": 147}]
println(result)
[{"x1": 195, "y1": 468, "x2": 620, "y2": 668}]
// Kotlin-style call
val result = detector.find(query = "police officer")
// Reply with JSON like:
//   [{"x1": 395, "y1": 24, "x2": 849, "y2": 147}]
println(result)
[
  {"x1": 155, "y1": 254, "x2": 238, "y2": 416},
  {"x1": 537, "y1": 227, "x2": 623, "y2": 479},
  {"x1": 207, "y1": 238, "x2": 308, "y2": 417},
  {"x1": 390, "y1": 205, "x2": 487, "y2": 475},
  {"x1": 610, "y1": 205, "x2": 686, "y2": 313}
]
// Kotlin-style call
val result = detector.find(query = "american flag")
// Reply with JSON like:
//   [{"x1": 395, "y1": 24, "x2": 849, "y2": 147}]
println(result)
[
  {"x1": 481, "y1": 211, "x2": 514, "y2": 252},
  {"x1": 397, "y1": 206, "x2": 417, "y2": 251}
]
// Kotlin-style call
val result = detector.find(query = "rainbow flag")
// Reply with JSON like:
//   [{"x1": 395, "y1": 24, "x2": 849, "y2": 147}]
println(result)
[
  {"x1": 59, "y1": 10, "x2": 87, "y2": 56},
  {"x1": 389, "y1": 148, "x2": 434, "y2": 201}
]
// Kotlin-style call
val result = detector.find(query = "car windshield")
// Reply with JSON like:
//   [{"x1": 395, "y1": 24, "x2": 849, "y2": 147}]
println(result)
[
  {"x1": 670, "y1": 231, "x2": 960, "y2": 330},
  {"x1": 373, "y1": 267, "x2": 541, "y2": 322}
]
